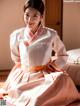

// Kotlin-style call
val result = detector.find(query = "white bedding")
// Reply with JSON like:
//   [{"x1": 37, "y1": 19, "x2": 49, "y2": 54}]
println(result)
[
  {"x1": 63, "y1": 48, "x2": 80, "y2": 86},
  {"x1": 67, "y1": 48, "x2": 80, "y2": 64}
]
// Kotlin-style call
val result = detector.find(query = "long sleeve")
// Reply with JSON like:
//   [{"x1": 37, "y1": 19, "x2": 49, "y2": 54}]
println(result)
[
  {"x1": 10, "y1": 31, "x2": 20, "y2": 63},
  {"x1": 52, "y1": 32, "x2": 68, "y2": 69}
]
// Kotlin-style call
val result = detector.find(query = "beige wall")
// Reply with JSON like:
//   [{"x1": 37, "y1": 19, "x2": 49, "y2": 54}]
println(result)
[
  {"x1": 63, "y1": 2, "x2": 80, "y2": 50},
  {"x1": 0, "y1": 0, "x2": 25, "y2": 69}
]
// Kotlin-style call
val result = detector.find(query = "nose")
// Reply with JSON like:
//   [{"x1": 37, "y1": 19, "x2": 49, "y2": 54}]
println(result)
[{"x1": 28, "y1": 17, "x2": 33, "y2": 22}]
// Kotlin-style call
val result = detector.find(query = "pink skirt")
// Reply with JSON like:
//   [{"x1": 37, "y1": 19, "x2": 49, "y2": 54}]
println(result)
[{"x1": 1, "y1": 64, "x2": 80, "y2": 106}]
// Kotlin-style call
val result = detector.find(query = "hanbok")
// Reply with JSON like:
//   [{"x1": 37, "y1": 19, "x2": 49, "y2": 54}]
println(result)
[{"x1": 0, "y1": 25, "x2": 80, "y2": 106}]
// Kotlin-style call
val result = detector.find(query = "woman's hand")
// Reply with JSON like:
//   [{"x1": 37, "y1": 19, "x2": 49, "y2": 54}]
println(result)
[{"x1": 46, "y1": 62, "x2": 56, "y2": 72}]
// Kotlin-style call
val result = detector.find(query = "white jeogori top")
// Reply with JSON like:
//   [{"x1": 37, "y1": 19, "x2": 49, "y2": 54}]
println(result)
[{"x1": 10, "y1": 25, "x2": 68, "y2": 71}]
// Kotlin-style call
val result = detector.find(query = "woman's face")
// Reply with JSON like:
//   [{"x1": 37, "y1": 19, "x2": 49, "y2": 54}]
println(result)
[{"x1": 24, "y1": 7, "x2": 43, "y2": 33}]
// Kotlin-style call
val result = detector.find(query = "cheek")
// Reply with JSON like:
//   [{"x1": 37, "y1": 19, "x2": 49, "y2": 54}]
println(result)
[
  {"x1": 24, "y1": 16, "x2": 27, "y2": 23},
  {"x1": 34, "y1": 18, "x2": 41, "y2": 24}
]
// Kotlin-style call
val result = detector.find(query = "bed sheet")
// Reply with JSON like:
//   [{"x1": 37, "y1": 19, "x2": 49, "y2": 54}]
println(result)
[{"x1": 63, "y1": 48, "x2": 80, "y2": 86}]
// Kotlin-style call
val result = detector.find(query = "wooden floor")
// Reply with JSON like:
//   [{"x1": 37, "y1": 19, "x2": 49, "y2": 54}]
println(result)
[
  {"x1": 0, "y1": 75, "x2": 8, "y2": 87},
  {"x1": 0, "y1": 70, "x2": 9, "y2": 88},
  {"x1": 0, "y1": 75, "x2": 7, "y2": 82},
  {"x1": 0, "y1": 69, "x2": 10, "y2": 85}
]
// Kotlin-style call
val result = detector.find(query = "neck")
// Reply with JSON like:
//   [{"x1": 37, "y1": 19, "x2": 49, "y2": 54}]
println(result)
[
  {"x1": 31, "y1": 27, "x2": 38, "y2": 34},
  {"x1": 31, "y1": 23, "x2": 41, "y2": 34}
]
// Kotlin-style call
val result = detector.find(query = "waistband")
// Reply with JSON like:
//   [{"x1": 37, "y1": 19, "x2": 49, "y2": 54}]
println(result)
[{"x1": 29, "y1": 65, "x2": 47, "y2": 72}]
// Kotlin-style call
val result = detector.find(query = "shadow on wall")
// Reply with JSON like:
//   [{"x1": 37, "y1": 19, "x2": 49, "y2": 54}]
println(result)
[
  {"x1": 63, "y1": 1, "x2": 80, "y2": 50},
  {"x1": 0, "y1": 0, "x2": 25, "y2": 69}
]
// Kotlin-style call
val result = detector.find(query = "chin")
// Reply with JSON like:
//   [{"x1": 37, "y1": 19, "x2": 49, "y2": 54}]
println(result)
[
  {"x1": 28, "y1": 25, "x2": 33, "y2": 29},
  {"x1": 29, "y1": 27, "x2": 33, "y2": 32}
]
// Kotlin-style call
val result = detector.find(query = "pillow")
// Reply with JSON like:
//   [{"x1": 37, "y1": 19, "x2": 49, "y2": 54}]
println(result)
[{"x1": 67, "y1": 48, "x2": 80, "y2": 64}]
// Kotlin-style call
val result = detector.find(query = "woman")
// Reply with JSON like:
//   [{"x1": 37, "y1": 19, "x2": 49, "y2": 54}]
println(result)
[{"x1": 0, "y1": 0, "x2": 80, "y2": 105}]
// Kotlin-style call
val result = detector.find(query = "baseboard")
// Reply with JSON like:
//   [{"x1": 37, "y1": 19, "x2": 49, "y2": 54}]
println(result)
[{"x1": 0, "y1": 69, "x2": 10, "y2": 76}]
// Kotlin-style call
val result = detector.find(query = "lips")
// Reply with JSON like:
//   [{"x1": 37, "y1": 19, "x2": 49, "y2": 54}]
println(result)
[
  {"x1": 28, "y1": 23, "x2": 34, "y2": 27},
  {"x1": 29, "y1": 22, "x2": 34, "y2": 25}
]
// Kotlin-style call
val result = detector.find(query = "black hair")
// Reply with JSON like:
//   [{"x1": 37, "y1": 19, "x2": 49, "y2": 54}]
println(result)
[{"x1": 23, "y1": 0, "x2": 44, "y2": 15}]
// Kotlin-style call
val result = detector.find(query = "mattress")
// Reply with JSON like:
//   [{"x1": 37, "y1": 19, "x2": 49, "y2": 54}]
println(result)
[{"x1": 63, "y1": 48, "x2": 80, "y2": 86}]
